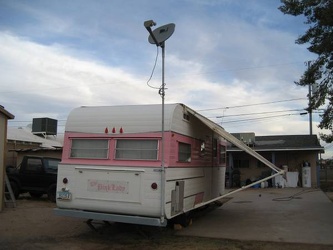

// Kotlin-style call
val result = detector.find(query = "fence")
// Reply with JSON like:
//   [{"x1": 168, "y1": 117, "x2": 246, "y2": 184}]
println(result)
[{"x1": 320, "y1": 167, "x2": 333, "y2": 191}]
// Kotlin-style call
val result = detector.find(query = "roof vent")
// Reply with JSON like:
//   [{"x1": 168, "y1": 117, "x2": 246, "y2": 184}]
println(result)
[{"x1": 32, "y1": 118, "x2": 57, "y2": 136}]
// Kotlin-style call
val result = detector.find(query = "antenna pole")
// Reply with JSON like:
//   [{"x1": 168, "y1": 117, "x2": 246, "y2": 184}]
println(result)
[
  {"x1": 144, "y1": 20, "x2": 175, "y2": 225},
  {"x1": 160, "y1": 41, "x2": 166, "y2": 224}
]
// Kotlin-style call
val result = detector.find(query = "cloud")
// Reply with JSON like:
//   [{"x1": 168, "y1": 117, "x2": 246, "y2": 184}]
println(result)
[
  {"x1": 0, "y1": 32, "x2": 161, "y2": 113},
  {"x1": 0, "y1": 0, "x2": 331, "y2": 157},
  {"x1": 0, "y1": 27, "x2": 310, "y2": 125}
]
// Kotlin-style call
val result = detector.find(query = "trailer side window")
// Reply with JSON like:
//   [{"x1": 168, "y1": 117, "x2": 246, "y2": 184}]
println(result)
[
  {"x1": 115, "y1": 139, "x2": 158, "y2": 160},
  {"x1": 70, "y1": 139, "x2": 109, "y2": 159},
  {"x1": 178, "y1": 142, "x2": 191, "y2": 162}
]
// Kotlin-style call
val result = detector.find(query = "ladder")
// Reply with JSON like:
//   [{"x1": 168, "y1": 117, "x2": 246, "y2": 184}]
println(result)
[{"x1": 4, "y1": 174, "x2": 16, "y2": 208}]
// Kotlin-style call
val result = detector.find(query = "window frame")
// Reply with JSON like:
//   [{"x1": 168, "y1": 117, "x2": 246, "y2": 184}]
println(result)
[
  {"x1": 178, "y1": 142, "x2": 191, "y2": 162},
  {"x1": 70, "y1": 138, "x2": 109, "y2": 159},
  {"x1": 114, "y1": 139, "x2": 159, "y2": 161}
]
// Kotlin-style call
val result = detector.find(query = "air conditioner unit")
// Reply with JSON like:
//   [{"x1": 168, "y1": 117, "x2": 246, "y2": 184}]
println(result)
[{"x1": 32, "y1": 118, "x2": 58, "y2": 136}]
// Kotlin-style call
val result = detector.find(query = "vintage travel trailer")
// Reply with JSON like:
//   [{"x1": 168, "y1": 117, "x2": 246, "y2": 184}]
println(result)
[{"x1": 55, "y1": 103, "x2": 282, "y2": 227}]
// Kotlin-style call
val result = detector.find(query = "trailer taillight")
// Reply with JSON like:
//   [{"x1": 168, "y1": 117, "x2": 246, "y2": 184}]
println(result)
[
  {"x1": 63, "y1": 178, "x2": 68, "y2": 184},
  {"x1": 151, "y1": 182, "x2": 158, "y2": 190}
]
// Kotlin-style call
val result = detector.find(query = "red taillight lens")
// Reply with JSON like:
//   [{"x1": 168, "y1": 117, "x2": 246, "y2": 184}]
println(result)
[
  {"x1": 151, "y1": 182, "x2": 158, "y2": 190},
  {"x1": 63, "y1": 178, "x2": 68, "y2": 184}
]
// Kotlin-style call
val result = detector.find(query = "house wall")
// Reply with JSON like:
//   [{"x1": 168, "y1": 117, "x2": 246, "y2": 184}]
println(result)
[
  {"x1": 6, "y1": 141, "x2": 41, "y2": 167},
  {"x1": 0, "y1": 108, "x2": 14, "y2": 212},
  {"x1": 229, "y1": 150, "x2": 319, "y2": 188},
  {"x1": 0, "y1": 114, "x2": 7, "y2": 211},
  {"x1": 6, "y1": 139, "x2": 62, "y2": 167},
  {"x1": 272, "y1": 151, "x2": 319, "y2": 187},
  {"x1": 5, "y1": 151, "x2": 62, "y2": 170}
]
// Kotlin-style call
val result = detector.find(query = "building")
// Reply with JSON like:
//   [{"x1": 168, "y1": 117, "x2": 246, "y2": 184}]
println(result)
[
  {"x1": 0, "y1": 106, "x2": 14, "y2": 211},
  {"x1": 6, "y1": 126, "x2": 63, "y2": 168},
  {"x1": 227, "y1": 133, "x2": 324, "y2": 188}
]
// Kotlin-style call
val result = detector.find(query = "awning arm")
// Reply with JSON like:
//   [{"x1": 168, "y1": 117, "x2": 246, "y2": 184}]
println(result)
[
  {"x1": 187, "y1": 108, "x2": 282, "y2": 173},
  {"x1": 194, "y1": 170, "x2": 285, "y2": 208}
]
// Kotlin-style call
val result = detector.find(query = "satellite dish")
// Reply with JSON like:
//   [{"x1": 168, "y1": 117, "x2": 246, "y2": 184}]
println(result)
[{"x1": 148, "y1": 23, "x2": 175, "y2": 45}]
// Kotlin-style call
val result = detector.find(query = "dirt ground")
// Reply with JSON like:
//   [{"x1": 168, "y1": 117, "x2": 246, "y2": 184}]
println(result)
[{"x1": 1, "y1": 193, "x2": 333, "y2": 250}]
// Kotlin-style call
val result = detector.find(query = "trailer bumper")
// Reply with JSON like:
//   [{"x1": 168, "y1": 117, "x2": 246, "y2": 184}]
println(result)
[{"x1": 54, "y1": 208, "x2": 167, "y2": 227}]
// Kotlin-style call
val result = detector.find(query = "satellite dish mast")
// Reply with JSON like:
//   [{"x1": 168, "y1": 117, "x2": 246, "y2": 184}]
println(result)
[{"x1": 144, "y1": 20, "x2": 175, "y2": 224}]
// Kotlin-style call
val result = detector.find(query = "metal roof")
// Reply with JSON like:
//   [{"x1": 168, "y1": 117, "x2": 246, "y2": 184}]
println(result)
[
  {"x1": 228, "y1": 134, "x2": 324, "y2": 152},
  {"x1": 7, "y1": 127, "x2": 63, "y2": 149}
]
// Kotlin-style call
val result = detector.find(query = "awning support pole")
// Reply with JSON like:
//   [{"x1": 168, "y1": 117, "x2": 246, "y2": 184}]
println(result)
[{"x1": 194, "y1": 170, "x2": 285, "y2": 208}]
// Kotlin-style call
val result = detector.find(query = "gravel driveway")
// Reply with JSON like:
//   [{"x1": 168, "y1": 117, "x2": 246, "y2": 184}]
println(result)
[{"x1": 1, "y1": 194, "x2": 332, "y2": 250}]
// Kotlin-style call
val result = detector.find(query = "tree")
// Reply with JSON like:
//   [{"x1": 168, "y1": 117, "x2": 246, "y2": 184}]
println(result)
[{"x1": 279, "y1": 0, "x2": 333, "y2": 143}]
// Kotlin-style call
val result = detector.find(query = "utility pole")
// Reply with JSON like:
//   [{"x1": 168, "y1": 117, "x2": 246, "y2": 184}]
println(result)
[
  {"x1": 306, "y1": 61, "x2": 313, "y2": 135},
  {"x1": 308, "y1": 83, "x2": 313, "y2": 135}
]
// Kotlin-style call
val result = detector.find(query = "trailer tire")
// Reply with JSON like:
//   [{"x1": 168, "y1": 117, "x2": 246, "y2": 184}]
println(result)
[
  {"x1": 47, "y1": 184, "x2": 57, "y2": 202},
  {"x1": 169, "y1": 213, "x2": 192, "y2": 228}
]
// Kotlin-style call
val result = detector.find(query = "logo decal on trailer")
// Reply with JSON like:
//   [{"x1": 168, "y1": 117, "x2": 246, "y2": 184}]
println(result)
[{"x1": 88, "y1": 179, "x2": 129, "y2": 194}]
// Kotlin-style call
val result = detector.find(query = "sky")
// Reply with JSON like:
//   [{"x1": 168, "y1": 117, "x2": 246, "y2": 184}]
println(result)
[{"x1": 0, "y1": 0, "x2": 332, "y2": 158}]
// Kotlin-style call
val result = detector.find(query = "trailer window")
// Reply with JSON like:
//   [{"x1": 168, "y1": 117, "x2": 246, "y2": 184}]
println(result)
[
  {"x1": 70, "y1": 139, "x2": 109, "y2": 159},
  {"x1": 178, "y1": 142, "x2": 191, "y2": 162},
  {"x1": 115, "y1": 139, "x2": 158, "y2": 160}
]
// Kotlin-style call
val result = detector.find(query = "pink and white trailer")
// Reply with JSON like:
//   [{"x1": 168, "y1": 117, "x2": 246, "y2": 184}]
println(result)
[{"x1": 54, "y1": 103, "x2": 283, "y2": 226}]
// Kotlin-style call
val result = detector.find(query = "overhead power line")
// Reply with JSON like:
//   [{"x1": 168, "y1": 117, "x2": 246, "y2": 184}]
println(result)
[
  {"x1": 214, "y1": 109, "x2": 305, "y2": 118},
  {"x1": 220, "y1": 113, "x2": 304, "y2": 124},
  {"x1": 198, "y1": 98, "x2": 307, "y2": 112}
]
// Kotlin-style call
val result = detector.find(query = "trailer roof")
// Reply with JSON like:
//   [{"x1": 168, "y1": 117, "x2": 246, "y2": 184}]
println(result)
[{"x1": 65, "y1": 103, "x2": 182, "y2": 134}]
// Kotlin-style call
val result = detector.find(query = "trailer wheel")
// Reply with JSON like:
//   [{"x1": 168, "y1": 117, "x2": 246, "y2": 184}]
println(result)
[
  {"x1": 169, "y1": 213, "x2": 192, "y2": 228},
  {"x1": 47, "y1": 184, "x2": 57, "y2": 202}
]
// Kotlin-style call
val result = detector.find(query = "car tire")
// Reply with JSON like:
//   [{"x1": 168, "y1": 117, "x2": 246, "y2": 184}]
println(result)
[{"x1": 47, "y1": 184, "x2": 57, "y2": 202}]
